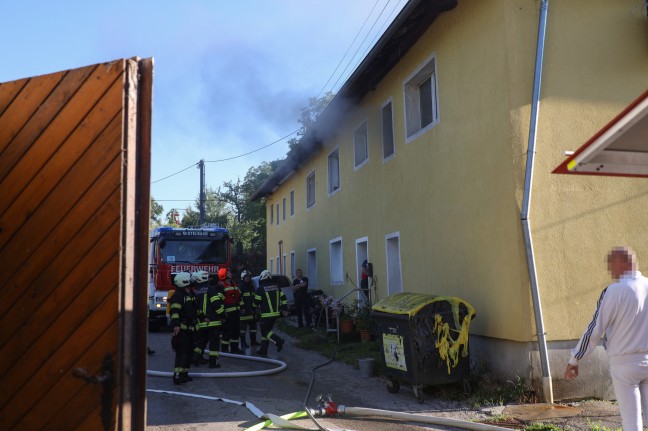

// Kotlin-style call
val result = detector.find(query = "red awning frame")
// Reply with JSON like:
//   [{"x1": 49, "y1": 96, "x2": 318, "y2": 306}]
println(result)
[{"x1": 553, "y1": 89, "x2": 648, "y2": 178}]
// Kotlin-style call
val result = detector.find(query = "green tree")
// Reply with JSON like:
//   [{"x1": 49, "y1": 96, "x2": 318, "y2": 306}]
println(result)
[
  {"x1": 166, "y1": 208, "x2": 181, "y2": 226},
  {"x1": 288, "y1": 92, "x2": 335, "y2": 151},
  {"x1": 180, "y1": 187, "x2": 229, "y2": 227},
  {"x1": 150, "y1": 197, "x2": 164, "y2": 227}
]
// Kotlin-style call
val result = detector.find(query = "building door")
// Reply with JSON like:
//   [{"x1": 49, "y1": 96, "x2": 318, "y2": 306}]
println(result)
[
  {"x1": 307, "y1": 249, "x2": 317, "y2": 289},
  {"x1": 0, "y1": 58, "x2": 152, "y2": 430},
  {"x1": 386, "y1": 233, "x2": 403, "y2": 296}
]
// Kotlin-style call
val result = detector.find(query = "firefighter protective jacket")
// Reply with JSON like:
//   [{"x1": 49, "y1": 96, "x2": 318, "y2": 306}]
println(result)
[
  {"x1": 221, "y1": 280, "x2": 242, "y2": 313},
  {"x1": 253, "y1": 280, "x2": 287, "y2": 319},
  {"x1": 195, "y1": 282, "x2": 225, "y2": 328},
  {"x1": 239, "y1": 280, "x2": 257, "y2": 319},
  {"x1": 169, "y1": 288, "x2": 204, "y2": 330}
]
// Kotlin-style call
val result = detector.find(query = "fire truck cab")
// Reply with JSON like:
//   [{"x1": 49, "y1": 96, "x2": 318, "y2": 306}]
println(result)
[{"x1": 148, "y1": 225, "x2": 230, "y2": 331}]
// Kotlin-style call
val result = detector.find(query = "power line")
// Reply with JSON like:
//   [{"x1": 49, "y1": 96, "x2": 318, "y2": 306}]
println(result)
[
  {"x1": 151, "y1": 128, "x2": 299, "y2": 184},
  {"x1": 205, "y1": 128, "x2": 299, "y2": 163},
  {"x1": 329, "y1": 0, "x2": 393, "y2": 93},
  {"x1": 151, "y1": 162, "x2": 198, "y2": 184},
  {"x1": 316, "y1": 0, "x2": 381, "y2": 100}
]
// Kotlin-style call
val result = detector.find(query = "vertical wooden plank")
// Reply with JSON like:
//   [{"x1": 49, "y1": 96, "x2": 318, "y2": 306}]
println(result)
[{"x1": 132, "y1": 57, "x2": 153, "y2": 431}]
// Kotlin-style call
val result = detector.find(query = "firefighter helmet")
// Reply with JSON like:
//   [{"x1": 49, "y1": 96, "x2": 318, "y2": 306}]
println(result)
[
  {"x1": 259, "y1": 270, "x2": 272, "y2": 281},
  {"x1": 218, "y1": 267, "x2": 227, "y2": 281},
  {"x1": 191, "y1": 270, "x2": 209, "y2": 284},
  {"x1": 173, "y1": 272, "x2": 191, "y2": 288}
]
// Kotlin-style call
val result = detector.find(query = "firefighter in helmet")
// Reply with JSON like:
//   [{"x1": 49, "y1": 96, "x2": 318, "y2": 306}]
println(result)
[
  {"x1": 238, "y1": 270, "x2": 259, "y2": 348},
  {"x1": 192, "y1": 271, "x2": 226, "y2": 368},
  {"x1": 169, "y1": 272, "x2": 204, "y2": 384},
  {"x1": 253, "y1": 270, "x2": 288, "y2": 355},
  {"x1": 220, "y1": 267, "x2": 242, "y2": 353}
]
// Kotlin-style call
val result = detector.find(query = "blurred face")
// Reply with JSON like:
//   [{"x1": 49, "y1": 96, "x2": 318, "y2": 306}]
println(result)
[
  {"x1": 296, "y1": 270, "x2": 302, "y2": 277},
  {"x1": 607, "y1": 252, "x2": 632, "y2": 280}
]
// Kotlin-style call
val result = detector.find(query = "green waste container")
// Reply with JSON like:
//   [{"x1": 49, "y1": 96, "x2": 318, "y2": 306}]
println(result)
[{"x1": 371, "y1": 292, "x2": 476, "y2": 403}]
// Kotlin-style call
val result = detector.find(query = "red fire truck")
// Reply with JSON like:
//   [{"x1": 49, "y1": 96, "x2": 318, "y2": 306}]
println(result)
[{"x1": 148, "y1": 225, "x2": 230, "y2": 330}]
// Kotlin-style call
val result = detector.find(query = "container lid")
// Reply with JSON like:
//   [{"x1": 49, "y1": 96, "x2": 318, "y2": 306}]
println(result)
[
  {"x1": 371, "y1": 292, "x2": 476, "y2": 318},
  {"x1": 371, "y1": 292, "x2": 438, "y2": 317}
]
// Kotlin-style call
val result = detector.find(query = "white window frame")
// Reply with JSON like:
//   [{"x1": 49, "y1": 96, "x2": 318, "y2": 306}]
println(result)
[
  {"x1": 403, "y1": 53, "x2": 439, "y2": 143},
  {"x1": 353, "y1": 120, "x2": 369, "y2": 170},
  {"x1": 381, "y1": 98, "x2": 395, "y2": 162},
  {"x1": 290, "y1": 189, "x2": 295, "y2": 217},
  {"x1": 290, "y1": 250, "x2": 296, "y2": 277},
  {"x1": 276, "y1": 255, "x2": 280, "y2": 273},
  {"x1": 306, "y1": 170, "x2": 316, "y2": 209},
  {"x1": 307, "y1": 248, "x2": 317, "y2": 290},
  {"x1": 329, "y1": 237, "x2": 343, "y2": 286},
  {"x1": 282, "y1": 197, "x2": 286, "y2": 221},
  {"x1": 328, "y1": 147, "x2": 341, "y2": 195},
  {"x1": 269, "y1": 203, "x2": 274, "y2": 225},
  {"x1": 276, "y1": 203, "x2": 279, "y2": 225},
  {"x1": 283, "y1": 253, "x2": 287, "y2": 275},
  {"x1": 270, "y1": 258, "x2": 274, "y2": 274}
]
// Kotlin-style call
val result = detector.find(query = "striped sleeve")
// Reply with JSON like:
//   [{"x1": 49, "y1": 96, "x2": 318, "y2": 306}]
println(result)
[{"x1": 570, "y1": 288, "x2": 608, "y2": 363}]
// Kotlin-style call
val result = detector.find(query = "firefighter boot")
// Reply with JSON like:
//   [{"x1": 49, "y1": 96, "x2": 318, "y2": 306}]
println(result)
[
  {"x1": 173, "y1": 373, "x2": 190, "y2": 385},
  {"x1": 180, "y1": 371, "x2": 193, "y2": 382},
  {"x1": 240, "y1": 334, "x2": 249, "y2": 349},
  {"x1": 256, "y1": 340, "x2": 269, "y2": 356},
  {"x1": 270, "y1": 333, "x2": 285, "y2": 352},
  {"x1": 208, "y1": 356, "x2": 221, "y2": 368}
]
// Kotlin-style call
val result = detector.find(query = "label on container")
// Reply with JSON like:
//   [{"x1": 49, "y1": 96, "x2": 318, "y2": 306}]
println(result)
[{"x1": 382, "y1": 334, "x2": 407, "y2": 371}]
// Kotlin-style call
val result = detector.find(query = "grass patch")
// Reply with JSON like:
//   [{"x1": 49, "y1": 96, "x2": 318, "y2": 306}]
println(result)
[{"x1": 276, "y1": 320, "x2": 383, "y2": 372}]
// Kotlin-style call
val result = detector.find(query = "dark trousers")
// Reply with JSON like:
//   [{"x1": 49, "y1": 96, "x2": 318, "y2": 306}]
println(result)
[
  {"x1": 259, "y1": 317, "x2": 278, "y2": 340},
  {"x1": 294, "y1": 292, "x2": 311, "y2": 327},
  {"x1": 195, "y1": 325, "x2": 221, "y2": 357},
  {"x1": 174, "y1": 329, "x2": 194, "y2": 373},
  {"x1": 222, "y1": 309, "x2": 240, "y2": 348},
  {"x1": 240, "y1": 316, "x2": 257, "y2": 340}
]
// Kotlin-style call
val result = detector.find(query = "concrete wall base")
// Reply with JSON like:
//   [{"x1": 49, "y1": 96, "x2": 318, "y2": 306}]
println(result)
[{"x1": 469, "y1": 335, "x2": 615, "y2": 401}]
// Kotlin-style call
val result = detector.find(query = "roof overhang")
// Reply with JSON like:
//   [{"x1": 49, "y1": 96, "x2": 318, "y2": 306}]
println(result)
[{"x1": 553, "y1": 89, "x2": 648, "y2": 178}]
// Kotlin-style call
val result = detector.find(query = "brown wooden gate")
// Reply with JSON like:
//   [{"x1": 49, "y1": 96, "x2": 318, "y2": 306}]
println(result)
[{"x1": 0, "y1": 58, "x2": 152, "y2": 430}]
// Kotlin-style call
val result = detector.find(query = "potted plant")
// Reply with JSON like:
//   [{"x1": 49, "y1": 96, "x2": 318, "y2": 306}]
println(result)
[
  {"x1": 355, "y1": 304, "x2": 374, "y2": 342},
  {"x1": 337, "y1": 302, "x2": 355, "y2": 333}
]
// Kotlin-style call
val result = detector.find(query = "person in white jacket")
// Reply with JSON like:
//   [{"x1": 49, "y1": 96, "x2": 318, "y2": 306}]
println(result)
[{"x1": 565, "y1": 246, "x2": 648, "y2": 431}]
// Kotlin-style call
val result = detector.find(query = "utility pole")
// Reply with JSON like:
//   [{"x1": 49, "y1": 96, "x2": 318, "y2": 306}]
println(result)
[{"x1": 198, "y1": 159, "x2": 205, "y2": 225}]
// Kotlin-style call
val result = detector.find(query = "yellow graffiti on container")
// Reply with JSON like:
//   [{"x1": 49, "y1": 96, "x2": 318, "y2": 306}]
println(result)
[{"x1": 431, "y1": 297, "x2": 475, "y2": 374}]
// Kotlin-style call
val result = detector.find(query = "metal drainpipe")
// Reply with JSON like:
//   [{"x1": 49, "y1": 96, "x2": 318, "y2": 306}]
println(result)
[{"x1": 521, "y1": 0, "x2": 553, "y2": 404}]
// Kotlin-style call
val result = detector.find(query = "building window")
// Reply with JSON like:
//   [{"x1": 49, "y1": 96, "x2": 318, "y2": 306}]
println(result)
[
  {"x1": 282, "y1": 198, "x2": 286, "y2": 221},
  {"x1": 290, "y1": 190, "x2": 295, "y2": 216},
  {"x1": 328, "y1": 148, "x2": 340, "y2": 194},
  {"x1": 306, "y1": 171, "x2": 316, "y2": 208},
  {"x1": 276, "y1": 203, "x2": 279, "y2": 225},
  {"x1": 329, "y1": 237, "x2": 343, "y2": 285},
  {"x1": 270, "y1": 204, "x2": 274, "y2": 225},
  {"x1": 283, "y1": 254, "x2": 287, "y2": 275},
  {"x1": 404, "y1": 54, "x2": 439, "y2": 141},
  {"x1": 354, "y1": 121, "x2": 368, "y2": 170},
  {"x1": 270, "y1": 258, "x2": 273, "y2": 274},
  {"x1": 290, "y1": 251, "x2": 295, "y2": 277},
  {"x1": 382, "y1": 99, "x2": 395, "y2": 160}
]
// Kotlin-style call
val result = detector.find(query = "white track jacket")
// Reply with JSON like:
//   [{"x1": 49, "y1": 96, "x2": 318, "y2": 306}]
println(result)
[{"x1": 569, "y1": 271, "x2": 648, "y2": 365}]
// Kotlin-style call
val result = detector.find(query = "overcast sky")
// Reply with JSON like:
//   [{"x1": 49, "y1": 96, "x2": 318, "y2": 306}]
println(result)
[{"x1": 2, "y1": 0, "x2": 406, "y2": 217}]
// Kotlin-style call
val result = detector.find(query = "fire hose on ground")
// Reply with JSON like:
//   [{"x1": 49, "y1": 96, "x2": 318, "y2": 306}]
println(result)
[{"x1": 146, "y1": 349, "x2": 512, "y2": 431}]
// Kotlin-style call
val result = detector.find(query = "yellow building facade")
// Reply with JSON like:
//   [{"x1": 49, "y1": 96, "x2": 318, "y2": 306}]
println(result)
[{"x1": 256, "y1": 0, "x2": 648, "y2": 399}]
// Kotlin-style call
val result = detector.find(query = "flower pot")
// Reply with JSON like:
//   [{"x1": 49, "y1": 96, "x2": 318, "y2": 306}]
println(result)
[
  {"x1": 339, "y1": 318, "x2": 354, "y2": 333},
  {"x1": 359, "y1": 329, "x2": 371, "y2": 343}
]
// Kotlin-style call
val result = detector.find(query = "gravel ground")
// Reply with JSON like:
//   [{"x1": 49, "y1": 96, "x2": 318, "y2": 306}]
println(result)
[{"x1": 145, "y1": 320, "x2": 621, "y2": 431}]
